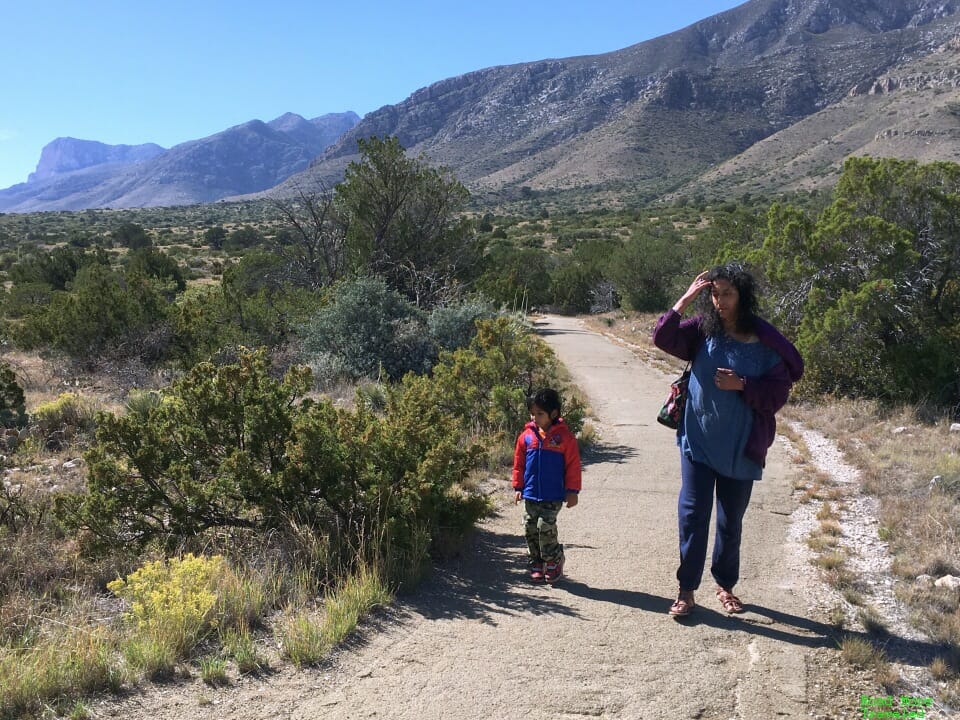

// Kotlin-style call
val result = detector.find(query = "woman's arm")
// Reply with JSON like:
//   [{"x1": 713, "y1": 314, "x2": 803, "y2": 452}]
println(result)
[
  {"x1": 652, "y1": 310, "x2": 703, "y2": 361},
  {"x1": 652, "y1": 271, "x2": 711, "y2": 360}
]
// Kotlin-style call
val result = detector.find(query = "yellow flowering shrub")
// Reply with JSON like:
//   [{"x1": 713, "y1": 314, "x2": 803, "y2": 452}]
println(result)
[{"x1": 108, "y1": 553, "x2": 228, "y2": 655}]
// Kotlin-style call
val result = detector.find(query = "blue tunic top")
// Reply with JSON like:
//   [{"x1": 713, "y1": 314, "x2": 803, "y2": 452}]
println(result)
[{"x1": 680, "y1": 332, "x2": 782, "y2": 480}]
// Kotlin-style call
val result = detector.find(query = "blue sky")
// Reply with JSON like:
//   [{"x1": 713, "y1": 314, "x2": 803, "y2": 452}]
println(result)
[{"x1": 0, "y1": 1, "x2": 745, "y2": 191}]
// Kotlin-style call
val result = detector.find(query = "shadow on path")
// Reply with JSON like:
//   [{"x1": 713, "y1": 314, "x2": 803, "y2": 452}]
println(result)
[
  {"x1": 665, "y1": 601, "x2": 954, "y2": 668},
  {"x1": 367, "y1": 519, "x2": 954, "y2": 672},
  {"x1": 557, "y1": 580, "x2": 668, "y2": 614},
  {"x1": 582, "y1": 442, "x2": 638, "y2": 466},
  {"x1": 532, "y1": 326, "x2": 594, "y2": 338},
  {"x1": 397, "y1": 524, "x2": 582, "y2": 624}
]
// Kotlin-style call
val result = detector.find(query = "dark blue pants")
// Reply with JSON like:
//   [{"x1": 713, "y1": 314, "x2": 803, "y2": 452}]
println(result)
[{"x1": 677, "y1": 453, "x2": 754, "y2": 592}]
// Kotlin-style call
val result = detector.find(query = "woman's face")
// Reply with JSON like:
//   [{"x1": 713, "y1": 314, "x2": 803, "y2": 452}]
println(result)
[{"x1": 710, "y1": 278, "x2": 740, "y2": 323}]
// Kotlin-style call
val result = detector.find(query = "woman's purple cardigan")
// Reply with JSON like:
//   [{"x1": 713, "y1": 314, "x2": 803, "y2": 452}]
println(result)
[{"x1": 652, "y1": 309, "x2": 805, "y2": 468}]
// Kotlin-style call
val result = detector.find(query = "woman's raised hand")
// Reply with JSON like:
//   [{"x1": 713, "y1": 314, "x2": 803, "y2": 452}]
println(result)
[{"x1": 673, "y1": 271, "x2": 711, "y2": 314}]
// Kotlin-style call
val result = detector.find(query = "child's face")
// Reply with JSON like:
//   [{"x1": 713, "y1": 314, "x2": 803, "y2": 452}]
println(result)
[{"x1": 530, "y1": 403, "x2": 558, "y2": 432}]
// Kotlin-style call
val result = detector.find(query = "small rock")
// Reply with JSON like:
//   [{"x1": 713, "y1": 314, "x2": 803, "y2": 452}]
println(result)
[
  {"x1": 915, "y1": 574, "x2": 935, "y2": 587},
  {"x1": 892, "y1": 426, "x2": 909, "y2": 434},
  {"x1": 950, "y1": 423, "x2": 960, "y2": 432},
  {"x1": 63, "y1": 460, "x2": 79, "y2": 469},
  {"x1": 934, "y1": 575, "x2": 960, "y2": 591}
]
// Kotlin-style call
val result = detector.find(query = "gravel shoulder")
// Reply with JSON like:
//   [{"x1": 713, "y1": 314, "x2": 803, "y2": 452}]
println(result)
[{"x1": 95, "y1": 314, "x2": 928, "y2": 720}]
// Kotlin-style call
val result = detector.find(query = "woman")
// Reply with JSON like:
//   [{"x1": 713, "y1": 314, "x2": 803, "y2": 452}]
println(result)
[{"x1": 652, "y1": 264, "x2": 803, "y2": 617}]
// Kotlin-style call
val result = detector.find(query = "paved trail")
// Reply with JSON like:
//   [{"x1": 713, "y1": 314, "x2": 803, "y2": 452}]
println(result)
[{"x1": 103, "y1": 315, "x2": 836, "y2": 720}]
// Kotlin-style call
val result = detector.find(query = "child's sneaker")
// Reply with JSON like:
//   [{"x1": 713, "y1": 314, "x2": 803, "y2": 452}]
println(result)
[
  {"x1": 544, "y1": 558, "x2": 564, "y2": 583},
  {"x1": 528, "y1": 561, "x2": 545, "y2": 582}
]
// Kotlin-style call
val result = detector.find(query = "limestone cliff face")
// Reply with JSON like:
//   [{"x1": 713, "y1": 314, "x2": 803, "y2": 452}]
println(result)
[
  {"x1": 28, "y1": 139, "x2": 166, "y2": 182},
  {"x1": 849, "y1": 67, "x2": 960, "y2": 95}
]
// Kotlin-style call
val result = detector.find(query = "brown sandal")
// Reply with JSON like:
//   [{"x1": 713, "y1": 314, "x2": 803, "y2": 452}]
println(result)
[
  {"x1": 716, "y1": 587, "x2": 744, "y2": 614},
  {"x1": 669, "y1": 590, "x2": 695, "y2": 617}
]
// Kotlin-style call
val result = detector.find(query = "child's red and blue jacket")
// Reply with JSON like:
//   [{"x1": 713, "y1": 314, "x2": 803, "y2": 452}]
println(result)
[{"x1": 512, "y1": 418, "x2": 582, "y2": 502}]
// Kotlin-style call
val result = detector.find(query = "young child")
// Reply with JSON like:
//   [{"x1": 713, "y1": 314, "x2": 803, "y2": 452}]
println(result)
[{"x1": 512, "y1": 388, "x2": 582, "y2": 583}]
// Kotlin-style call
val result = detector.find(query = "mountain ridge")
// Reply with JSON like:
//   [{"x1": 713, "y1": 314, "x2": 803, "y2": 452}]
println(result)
[
  {"x1": 0, "y1": 111, "x2": 359, "y2": 212},
  {"x1": 281, "y1": 0, "x2": 960, "y2": 204},
  {"x1": 672, "y1": 34, "x2": 960, "y2": 200},
  {"x1": 7, "y1": 0, "x2": 960, "y2": 212}
]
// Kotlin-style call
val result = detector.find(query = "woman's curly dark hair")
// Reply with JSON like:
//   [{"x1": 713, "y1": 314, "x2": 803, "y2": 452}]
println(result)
[{"x1": 697, "y1": 263, "x2": 759, "y2": 337}]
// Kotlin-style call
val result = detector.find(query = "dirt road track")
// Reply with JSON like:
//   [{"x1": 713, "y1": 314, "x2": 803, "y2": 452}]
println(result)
[{"x1": 101, "y1": 314, "x2": 852, "y2": 720}]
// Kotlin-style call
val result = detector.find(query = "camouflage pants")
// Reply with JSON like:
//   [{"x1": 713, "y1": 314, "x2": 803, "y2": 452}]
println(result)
[{"x1": 523, "y1": 500, "x2": 564, "y2": 564}]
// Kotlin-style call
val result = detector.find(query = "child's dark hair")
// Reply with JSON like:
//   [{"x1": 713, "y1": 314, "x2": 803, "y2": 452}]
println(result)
[
  {"x1": 698, "y1": 262, "x2": 759, "y2": 336},
  {"x1": 529, "y1": 388, "x2": 562, "y2": 415}
]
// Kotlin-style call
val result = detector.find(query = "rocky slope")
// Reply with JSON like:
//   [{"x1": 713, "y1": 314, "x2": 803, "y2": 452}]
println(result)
[
  {"x1": 279, "y1": 0, "x2": 960, "y2": 203},
  {"x1": 675, "y1": 35, "x2": 960, "y2": 199}
]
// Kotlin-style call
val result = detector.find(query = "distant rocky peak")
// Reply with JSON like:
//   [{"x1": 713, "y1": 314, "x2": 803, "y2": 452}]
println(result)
[
  {"x1": 29, "y1": 137, "x2": 165, "y2": 183},
  {"x1": 267, "y1": 112, "x2": 311, "y2": 132}
]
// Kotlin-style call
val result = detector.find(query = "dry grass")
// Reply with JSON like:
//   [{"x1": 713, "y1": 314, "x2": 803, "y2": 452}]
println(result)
[
  {"x1": 789, "y1": 400, "x2": 960, "y2": 643},
  {"x1": 578, "y1": 421, "x2": 601, "y2": 450},
  {"x1": 794, "y1": 468, "x2": 836, "y2": 504},
  {"x1": 931, "y1": 656, "x2": 956, "y2": 681},
  {"x1": 221, "y1": 624, "x2": 266, "y2": 675},
  {"x1": 841, "y1": 635, "x2": 888, "y2": 669},
  {"x1": 839, "y1": 634, "x2": 901, "y2": 690},
  {"x1": 816, "y1": 502, "x2": 839, "y2": 522},
  {"x1": 784, "y1": 397, "x2": 960, "y2": 710},
  {"x1": 857, "y1": 605, "x2": 889, "y2": 637},
  {"x1": 814, "y1": 552, "x2": 846, "y2": 571},
  {"x1": 818, "y1": 519, "x2": 843, "y2": 537},
  {"x1": 806, "y1": 534, "x2": 840, "y2": 552},
  {"x1": 0, "y1": 624, "x2": 125, "y2": 718},
  {"x1": 827, "y1": 604, "x2": 846, "y2": 629},
  {"x1": 276, "y1": 563, "x2": 391, "y2": 668},
  {"x1": 842, "y1": 587, "x2": 866, "y2": 607},
  {"x1": 199, "y1": 656, "x2": 229, "y2": 687}
]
